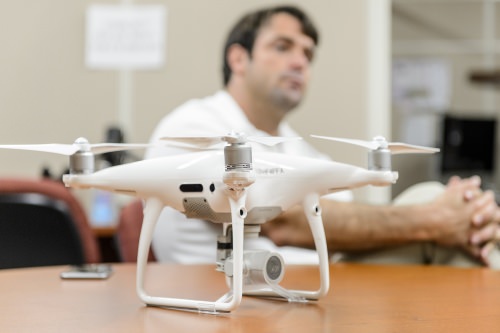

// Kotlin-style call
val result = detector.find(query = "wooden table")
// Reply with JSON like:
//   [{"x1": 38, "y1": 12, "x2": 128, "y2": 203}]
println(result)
[{"x1": 1, "y1": 263, "x2": 499, "y2": 332}]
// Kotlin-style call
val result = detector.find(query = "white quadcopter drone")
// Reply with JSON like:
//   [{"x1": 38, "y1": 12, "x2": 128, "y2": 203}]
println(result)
[{"x1": 0, "y1": 133, "x2": 438, "y2": 313}]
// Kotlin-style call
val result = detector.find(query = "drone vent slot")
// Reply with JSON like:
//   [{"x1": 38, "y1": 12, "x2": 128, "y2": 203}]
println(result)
[{"x1": 179, "y1": 184, "x2": 203, "y2": 192}]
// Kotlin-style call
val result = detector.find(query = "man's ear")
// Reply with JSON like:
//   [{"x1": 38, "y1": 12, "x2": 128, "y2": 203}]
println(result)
[{"x1": 227, "y1": 44, "x2": 249, "y2": 76}]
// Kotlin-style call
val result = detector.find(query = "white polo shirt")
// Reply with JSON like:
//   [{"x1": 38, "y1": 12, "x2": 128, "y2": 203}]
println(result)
[{"x1": 145, "y1": 90, "x2": 352, "y2": 264}]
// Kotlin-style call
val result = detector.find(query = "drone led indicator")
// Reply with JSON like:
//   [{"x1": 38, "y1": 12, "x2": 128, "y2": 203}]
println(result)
[
  {"x1": 314, "y1": 204, "x2": 321, "y2": 215},
  {"x1": 239, "y1": 207, "x2": 247, "y2": 218}
]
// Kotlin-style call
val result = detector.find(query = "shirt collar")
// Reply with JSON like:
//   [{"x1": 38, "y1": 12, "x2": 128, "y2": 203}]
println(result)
[{"x1": 210, "y1": 90, "x2": 295, "y2": 138}]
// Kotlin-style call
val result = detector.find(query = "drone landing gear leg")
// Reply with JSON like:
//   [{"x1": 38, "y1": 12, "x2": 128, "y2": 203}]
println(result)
[
  {"x1": 135, "y1": 197, "x2": 164, "y2": 304},
  {"x1": 136, "y1": 195, "x2": 246, "y2": 313},
  {"x1": 214, "y1": 193, "x2": 246, "y2": 308},
  {"x1": 297, "y1": 192, "x2": 330, "y2": 299}
]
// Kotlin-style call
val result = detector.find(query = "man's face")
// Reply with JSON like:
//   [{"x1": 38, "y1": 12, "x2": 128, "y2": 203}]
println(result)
[{"x1": 245, "y1": 13, "x2": 316, "y2": 111}]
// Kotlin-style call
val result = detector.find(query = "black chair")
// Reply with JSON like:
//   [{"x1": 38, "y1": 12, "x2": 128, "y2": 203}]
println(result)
[{"x1": 0, "y1": 178, "x2": 100, "y2": 269}]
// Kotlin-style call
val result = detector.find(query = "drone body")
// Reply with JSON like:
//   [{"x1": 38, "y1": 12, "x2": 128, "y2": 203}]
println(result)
[{"x1": 63, "y1": 150, "x2": 398, "y2": 224}]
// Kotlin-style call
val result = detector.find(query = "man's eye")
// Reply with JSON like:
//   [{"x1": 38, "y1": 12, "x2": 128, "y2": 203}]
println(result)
[{"x1": 274, "y1": 43, "x2": 289, "y2": 52}]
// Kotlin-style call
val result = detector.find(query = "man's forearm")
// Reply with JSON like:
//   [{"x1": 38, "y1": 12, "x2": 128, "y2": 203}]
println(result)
[
  {"x1": 321, "y1": 199, "x2": 438, "y2": 252},
  {"x1": 263, "y1": 189, "x2": 474, "y2": 253}
]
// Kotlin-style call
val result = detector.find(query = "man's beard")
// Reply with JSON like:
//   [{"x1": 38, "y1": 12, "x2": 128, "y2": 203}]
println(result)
[
  {"x1": 268, "y1": 71, "x2": 305, "y2": 111},
  {"x1": 269, "y1": 87, "x2": 303, "y2": 112}
]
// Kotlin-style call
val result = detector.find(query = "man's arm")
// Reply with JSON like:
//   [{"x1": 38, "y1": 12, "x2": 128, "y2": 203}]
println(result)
[
  {"x1": 262, "y1": 177, "x2": 500, "y2": 264},
  {"x1": 263, "y1": 199, "x2": 468, "y2": 252}
]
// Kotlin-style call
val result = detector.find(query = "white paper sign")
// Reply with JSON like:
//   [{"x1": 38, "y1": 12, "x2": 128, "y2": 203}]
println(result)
[
  {"x1": 392, "y1": 58, "x2": 450, "y2": 112},
  {"x1": 85, "y1": 4, "x2": 167, "y2": 69}
]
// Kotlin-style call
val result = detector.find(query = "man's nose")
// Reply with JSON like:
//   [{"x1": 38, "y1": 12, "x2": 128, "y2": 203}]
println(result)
[{"x1": 289, "y1": 49, "x2": 309, "y2": 69}]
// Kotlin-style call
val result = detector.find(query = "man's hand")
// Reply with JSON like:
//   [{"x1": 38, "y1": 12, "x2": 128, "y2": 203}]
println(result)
[
  {"x1": 460, "y1": 177, "x2": 500, "y2": 266},
  {"x1": 431, "y1": 176, "x2": 500, "y2": 265}
]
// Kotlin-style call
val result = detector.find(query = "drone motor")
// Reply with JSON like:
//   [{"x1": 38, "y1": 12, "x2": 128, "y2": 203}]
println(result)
[
  {"x1": 223, "y1": 141, "x2": 256, "y2": 190},
  {"x1": 69, "y1": 138, "x2": 95, "y2": 174},
  {"x1": 368, "y1": 148, "x2": 392, "y2": 171}
]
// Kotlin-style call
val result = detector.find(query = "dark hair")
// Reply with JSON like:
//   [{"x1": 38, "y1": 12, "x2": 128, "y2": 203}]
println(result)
[{"x1": 222, "y1": 5, "x2": 319, "y2": 86}]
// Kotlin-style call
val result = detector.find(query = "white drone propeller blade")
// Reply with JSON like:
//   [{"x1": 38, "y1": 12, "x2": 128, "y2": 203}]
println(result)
[
  {"x1": 0, "y1": 144, "x2": 79, "y2": 156},
  {"x1": 90, "y1": 143, "x2": 153, "y2": 155},
  {"x1": 312, "y1": 135, "x2": 439, "y2": 155},
  {"x1": 387, "y1": 143, "x2": 440, "y2": 155},
  {"x1": 160, "y1": 135, "x2": 302, "y2": 148},
  {"x1": 247, "y1": 136, "x2": 302, "y2": 146},
  {"x1": 160, "y1": 136, "x2": 225, "y2": 148},
  {"x1": 311, "y1": 135, "x2": 380, "y2": 150}
]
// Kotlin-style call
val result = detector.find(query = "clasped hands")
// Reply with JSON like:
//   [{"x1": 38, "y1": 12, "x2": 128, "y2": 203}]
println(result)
[{"x1": 434, "y1": 176, "x2": 500, "y2": 266}]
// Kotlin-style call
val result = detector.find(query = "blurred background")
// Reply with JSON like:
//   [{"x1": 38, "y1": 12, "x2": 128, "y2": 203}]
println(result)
[
  {"x1": 392, "y1": 0, "x2": 500, "y2": 200},
  {"x1": 0, "y1": 0, "x2": 498, "y2": 209}
]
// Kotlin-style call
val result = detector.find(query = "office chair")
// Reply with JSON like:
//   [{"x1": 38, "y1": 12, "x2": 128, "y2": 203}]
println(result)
[
  {"x1": 0, "y1": 177, "x2": 101, "y2": 269},
  {"x1": 115, "y1": 199, "x2": 156, "y2": 262}
]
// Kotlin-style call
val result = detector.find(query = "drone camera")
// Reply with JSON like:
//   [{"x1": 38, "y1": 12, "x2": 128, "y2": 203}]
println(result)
[
  {"x1": 245, "y1": 251, "x2": 285, "y2": 285},
  {"x1": 222, "y1": 250, "x2": 285, "y2": 285}
]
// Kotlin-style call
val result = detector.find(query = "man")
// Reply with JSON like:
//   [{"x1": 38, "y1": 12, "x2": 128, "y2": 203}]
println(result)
[{"x1": 146, "y1": 5, "x2": 500, "y2": 266}]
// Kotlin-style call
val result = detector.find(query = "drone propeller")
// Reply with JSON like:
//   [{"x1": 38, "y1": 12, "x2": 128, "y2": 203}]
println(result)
[
  {"x1": 160, "y1": 133, "x2": 301, "y2": 149},
  {"x1": 0, "y1": 137, "x2": 154, "y2": 175},
  {"x1": 0, "y1": 137, "x2": 153, "y2": 156},
  {"x1": 311, "y1": 135, "x2": 439, "y2": 154},
  {"x1": 312, "y1": 135, "x2": 439, "y2": 171},
  {"x1": 247, "y1": 136, "x2": 302, "y2": 146},
  {"x1": 89, "y1": 143, "x2": 154, "y2": 154},
  {"x1": 0, "y1": 143, "x2": 80, "y2": 156}
]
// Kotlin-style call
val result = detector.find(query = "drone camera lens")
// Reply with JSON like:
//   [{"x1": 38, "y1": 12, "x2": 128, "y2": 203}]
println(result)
[{"x1": 266, "y1": 256, "x2": 282, "y2": 281}]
